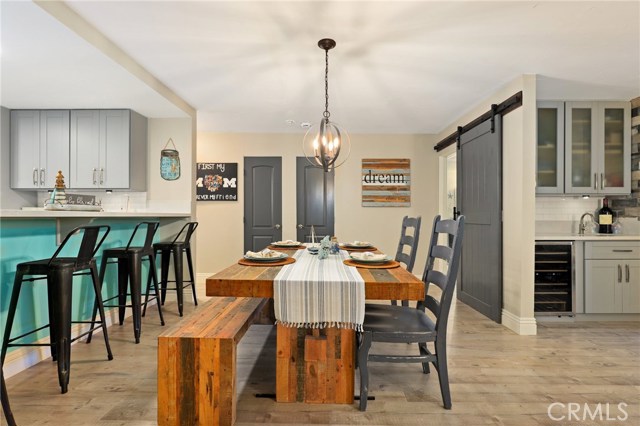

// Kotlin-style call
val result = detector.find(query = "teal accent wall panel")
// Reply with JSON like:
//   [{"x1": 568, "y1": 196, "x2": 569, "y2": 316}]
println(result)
[{"x1": 0, "y1": 219, "x2": 159, "y2": 356}]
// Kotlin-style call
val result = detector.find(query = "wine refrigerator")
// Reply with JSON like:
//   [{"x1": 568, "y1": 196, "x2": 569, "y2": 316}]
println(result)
[{"x1": 534, "y1": 241, "x2": 575, "y2": 316}]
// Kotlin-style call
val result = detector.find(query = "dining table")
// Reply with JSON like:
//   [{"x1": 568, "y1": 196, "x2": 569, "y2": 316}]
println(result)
[{"x1": 205, "y1": 245, "x2": 424, "y2": 404}]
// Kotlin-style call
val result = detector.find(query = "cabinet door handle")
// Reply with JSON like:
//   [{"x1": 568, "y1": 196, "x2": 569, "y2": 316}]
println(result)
[
  {"x1": 99, "y1": 168, "x2": 104, "y2": 185},
  {"x1": 626, "y1": 264, "x2": 630, "y2": 283},
  {"x1": 612, "y1": 249, "x2": 633, "y2": 253},
  {"x1": 33, "y1": 168, "x2": 38, "y2": 186},
  {"x1": 92, "y1": 168, "x2": 97, "y2": 185},
  {"x1": 594, "y1": 173, "x2": 597, "y2": 190},
  {"x1": 40, "y1": 168, "x2": 45, "y2": 186},
  {"x1": 618, "y1": 265, "x2": 622, "y2": 283},
  {"x1": 600, "y1": 173, "x2": 604, "y2": 190}
]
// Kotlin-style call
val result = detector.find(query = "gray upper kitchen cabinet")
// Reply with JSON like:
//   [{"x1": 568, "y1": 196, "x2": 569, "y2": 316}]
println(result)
[
  {"x1": 10, "y1": 110, "x2": 70, "y2": 190},
  {"x1": 564, "y1": 101, "x2": 631, "y2": 195},
  {"x1": 69, "y1": 109, "x2": 147, "y2": 190},
  {"x1": 536, "y1": 101, "x2": 565, "y2": 194}
]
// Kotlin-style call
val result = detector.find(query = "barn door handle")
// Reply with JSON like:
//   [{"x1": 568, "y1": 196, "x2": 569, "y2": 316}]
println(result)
[
  {"x1": 274, "y1": 224, "x2": 281, "y2": 230},
  {"x1": 297, "y1": 224, "x2": 304, "y2": 229},
  {"x1": 453, "y1": 207, "x2": 460, "y2": 220}
]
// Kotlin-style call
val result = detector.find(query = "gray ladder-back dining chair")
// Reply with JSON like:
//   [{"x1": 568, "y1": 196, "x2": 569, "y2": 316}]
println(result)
[
  {"x1": 358, "y1": 215, "x2": 465, "y2": 411},
  {"x1": 392, "y1": 215, "x2": 421, "y2": 306}
]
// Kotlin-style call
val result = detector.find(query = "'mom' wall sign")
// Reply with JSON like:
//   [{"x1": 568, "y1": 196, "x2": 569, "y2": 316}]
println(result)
[{"x1": 362, "y1": 158, "x2": 411, "y2": 207}]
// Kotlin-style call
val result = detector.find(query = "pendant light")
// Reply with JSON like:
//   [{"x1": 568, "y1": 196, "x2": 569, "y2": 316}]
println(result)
[{"x1": 302, "y1": 38, "x2": 350, "y2": 172}]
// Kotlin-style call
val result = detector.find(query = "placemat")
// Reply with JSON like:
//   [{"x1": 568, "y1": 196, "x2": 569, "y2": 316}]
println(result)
[
  {"x1": 267, "y1": 245, "x2": 306, "y2": 250},
  {"x1": 343, "y1": 259, "x2": 400, "y2": 269},
  {"x1": 340, "y1": 245, "x2": 378, "y2": 252},
  {"x1": 238, "y1": 257, "x2": 296, "y2": 267}
]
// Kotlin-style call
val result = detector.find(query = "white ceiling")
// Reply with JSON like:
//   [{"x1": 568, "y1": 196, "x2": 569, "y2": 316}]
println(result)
[{"x1": 2, "y1": 1, "x2": 639, "y2": 134}]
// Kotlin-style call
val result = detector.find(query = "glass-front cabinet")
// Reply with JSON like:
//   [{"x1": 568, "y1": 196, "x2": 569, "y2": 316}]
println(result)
[
  {"x1": 536, "y1": 102, "x2": 565, "y2": 194},
  {"x1": 563, "y1": 101, "x2": 631, "y2": 195}
]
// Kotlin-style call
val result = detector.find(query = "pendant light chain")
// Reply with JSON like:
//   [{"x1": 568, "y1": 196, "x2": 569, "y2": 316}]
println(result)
[{"x1": 324, "y1": 47, "x2": 330, "y2": 120}]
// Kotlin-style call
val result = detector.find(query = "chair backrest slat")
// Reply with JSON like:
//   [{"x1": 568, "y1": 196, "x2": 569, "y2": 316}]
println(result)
[
  {"x1": 434, "y1": 219, "x2": 459, "y2": 236},
  {"x1": 394, "y1": 216, "x2": 422, "y2": 273},
  {"x1": 420, "y1": 215, "x2": 465, "y2": 337},
  {"x1": 171, "y1": 222, "x2": 199, "y2": 246},
  {"x1": 125, "y1": 222, "x2": 159, "y2": 251},
  {"x1": 431, "y1": 245, "x2": 452, "y2": 262},
  {"x1": 422, "y1": 294, "x2": 440, "y2": 318},
  {"x1": 425, "y1": 269, "x2": 447, "y2": 291},
  {"x1": 49, "y1": 225, "x2": 111, "y2": 266}
]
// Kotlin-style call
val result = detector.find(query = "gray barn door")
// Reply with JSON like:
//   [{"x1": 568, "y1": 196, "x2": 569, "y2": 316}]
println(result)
[
  {"x1": 244, "y1": 157, "x2": 282, "y2": 252},
  {"x1": 456, "y1": 116, "x2": 502, "y2": 323},
  {"x1": 296, "y1": 157, "x2": 334, "y2": 242}
]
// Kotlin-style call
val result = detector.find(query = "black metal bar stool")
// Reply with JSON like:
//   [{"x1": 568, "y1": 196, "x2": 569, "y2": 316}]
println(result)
[
  {"x1": 147, "y1": 221, "x2": 198, "y2": 317},
  {"x1": 0, "y1": 225, "x2": 113, "y2": 394},
  {"x1": 88, "y1": 221, "x2": 164, "y2": 344}
]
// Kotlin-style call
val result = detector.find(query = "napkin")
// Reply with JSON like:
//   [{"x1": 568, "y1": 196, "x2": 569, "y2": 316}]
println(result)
[
  {"x1": 245, "y1": 249, "x2": 283, "y2": 258},
  {"x1": 350, "y1": 252, "x2": 388, "y2": 262}
]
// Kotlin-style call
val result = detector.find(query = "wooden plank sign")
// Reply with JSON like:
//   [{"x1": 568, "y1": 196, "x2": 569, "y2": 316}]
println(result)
[{"x1": 362, "y1": 158, "x2": 411, "y2": 207}]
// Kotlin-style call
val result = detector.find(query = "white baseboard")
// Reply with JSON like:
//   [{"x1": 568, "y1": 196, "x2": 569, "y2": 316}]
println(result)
[
  {"x1": 196, "y1": 272, "x2": 211, "y2": 285},
  {"x1": 501, "y1": 309, "x2": 537, "y2": 335},
  {"x1": 2, "y1": 300, "x2": 154, "y2": 379}
]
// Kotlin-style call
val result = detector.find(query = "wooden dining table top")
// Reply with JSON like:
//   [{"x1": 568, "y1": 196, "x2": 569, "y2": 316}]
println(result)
[{"x1": 205, "y1": 248, "x2": 424, "y2": 301}]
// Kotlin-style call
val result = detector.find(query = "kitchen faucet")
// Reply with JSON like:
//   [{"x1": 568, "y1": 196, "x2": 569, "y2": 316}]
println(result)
[{"x1": 578, "y1": 212, "x2": 596, "y2": 235}]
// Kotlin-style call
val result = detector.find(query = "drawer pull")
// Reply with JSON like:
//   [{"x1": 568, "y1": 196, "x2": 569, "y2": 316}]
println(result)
[{"x1": 612, "y1": 250, "x2": 633, "y2": 253}]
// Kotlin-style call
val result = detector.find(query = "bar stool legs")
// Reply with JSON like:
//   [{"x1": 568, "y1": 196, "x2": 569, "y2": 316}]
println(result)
[
  {"x1": 155, "y1": 246, "x2": 198, "y2": 317},
  {"x1": 89, "y1": 251, "x2": 164, "y2": 344},
  {"x1": 1, "y1": 264, "x2": 112, "y2": 395}
]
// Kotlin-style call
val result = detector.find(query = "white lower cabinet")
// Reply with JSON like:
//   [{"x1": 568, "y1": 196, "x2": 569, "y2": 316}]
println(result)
[{"x1": 584, "y1": 242, "x2": 640, "y2": 314}]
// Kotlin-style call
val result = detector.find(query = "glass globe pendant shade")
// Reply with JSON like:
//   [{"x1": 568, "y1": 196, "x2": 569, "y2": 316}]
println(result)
[{"x1": 302, "y1": 117, "x2": 350, "y2": 172}]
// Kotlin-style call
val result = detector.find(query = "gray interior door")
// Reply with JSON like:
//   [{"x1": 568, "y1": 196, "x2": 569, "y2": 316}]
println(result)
[
  {"x1": 456, "y1": 116, "x2": 502, "y2": 323},
  {"x1": 296, "y1": 157, "x2": 334, "y2": 242},
  {"x1": 244, "y1": 157, "x2": 282, "y2": 252}
]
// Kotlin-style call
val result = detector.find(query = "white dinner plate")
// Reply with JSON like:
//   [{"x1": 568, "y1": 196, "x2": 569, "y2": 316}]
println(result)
[
  {"x1": 244, "y1": 252, "x2": 288, "y2": 262},
  {"x1": 349, "y1": 253, "x2": 391, "y2": 264},
  {"x1": 341, "y1": 241, "x2": 373, "y2": 248},
  {"x1": 271, "y1": 241, "x2": 301, "y2": 247}
]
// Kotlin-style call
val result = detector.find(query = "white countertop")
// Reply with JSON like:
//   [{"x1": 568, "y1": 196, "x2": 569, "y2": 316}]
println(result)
[
  {"x1": 536, "y1": 233, "x2": 640, "y2": 241},
  {"x1": 0, "y1": 209, "x2": 191, "y2": 218}
]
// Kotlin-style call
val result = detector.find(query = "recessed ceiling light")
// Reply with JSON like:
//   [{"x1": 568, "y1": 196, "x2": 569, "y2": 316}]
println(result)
[
  {"x1": 300, "y1": 122, "x2": 311, "y2": 128},
  {"x1": 286, "y1": 119, "x2": 295, "y2": 125}
]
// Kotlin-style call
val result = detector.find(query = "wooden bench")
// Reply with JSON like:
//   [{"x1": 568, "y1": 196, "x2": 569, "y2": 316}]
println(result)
[{"x1": 157, "y1": 296, "x2": 269, "y2": 426}]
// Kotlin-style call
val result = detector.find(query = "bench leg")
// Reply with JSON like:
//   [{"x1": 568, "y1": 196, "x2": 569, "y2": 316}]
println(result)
[{"x1": 158, "y1": 337, "x2": 237, "y2": 426}]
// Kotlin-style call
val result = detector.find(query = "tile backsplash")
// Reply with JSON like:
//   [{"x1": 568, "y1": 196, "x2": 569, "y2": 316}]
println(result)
[
  {"x1": 38, "y1": 191, "x2": 148, "y2": 212},
  {"x1": 535, "y1": 197, "x2": 599, "y2": 222}
]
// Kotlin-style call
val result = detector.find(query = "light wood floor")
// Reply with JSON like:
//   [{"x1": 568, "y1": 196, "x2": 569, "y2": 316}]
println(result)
[{"x1": 2, "y1": 296, "x2": 639, "y2": 426}]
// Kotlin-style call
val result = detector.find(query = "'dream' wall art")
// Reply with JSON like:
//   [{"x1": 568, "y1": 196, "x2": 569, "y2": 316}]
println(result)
[{"x1": 361, "y1": 159, "x2": 411, "y2": 207}]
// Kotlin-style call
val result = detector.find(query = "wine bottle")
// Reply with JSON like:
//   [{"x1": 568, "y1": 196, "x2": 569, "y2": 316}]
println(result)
[{"x1": 597, "y1": 198, "x2": 614, "y2": 234}]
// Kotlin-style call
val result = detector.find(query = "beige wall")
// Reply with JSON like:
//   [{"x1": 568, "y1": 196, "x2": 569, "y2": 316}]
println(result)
[
  {"x1": 147, "y1": 118, "x2": 193, "y2": 208},
  {"x1": 196, "y1": 132, "x2": 439, "y2": 278},
  {"x1": 434, "y1": 75, "x2": 537, "y2": 335}
]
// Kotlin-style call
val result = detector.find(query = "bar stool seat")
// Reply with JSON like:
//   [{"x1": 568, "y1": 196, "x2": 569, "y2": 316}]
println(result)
[
  {"x1": 150, "y1": 222, "x2": 198, "y2": 317},
  {"x1": 88, "y1": 222, "x2": 164, "y2": 344},
  {"x1": 1, "y1": 225, "x2": 113, "y2": 394}
]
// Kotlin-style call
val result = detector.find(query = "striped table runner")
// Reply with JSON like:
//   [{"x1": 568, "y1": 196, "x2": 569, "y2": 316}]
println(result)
[{"x1": 274, "y1": 249, "x2": 365, "y2": 330}]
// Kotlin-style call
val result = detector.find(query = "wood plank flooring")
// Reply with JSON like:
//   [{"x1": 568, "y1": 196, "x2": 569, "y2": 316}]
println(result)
[{"x1": 2, "y1": 296, "x2": 638, "y2": 426}]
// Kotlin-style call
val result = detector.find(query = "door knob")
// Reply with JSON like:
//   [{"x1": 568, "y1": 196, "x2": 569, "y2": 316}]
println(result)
[
  {"x1": 274, "y1": 224, "x2": 281, "y2": 229},
  {"x1": 297, "y1": 224, "x2": 304, "y2": 229}
]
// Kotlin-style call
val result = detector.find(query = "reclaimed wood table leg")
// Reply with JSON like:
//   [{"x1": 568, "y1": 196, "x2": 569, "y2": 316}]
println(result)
[{"x1": 276, "y1": 324, "x2": 355, "y2": 404}]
